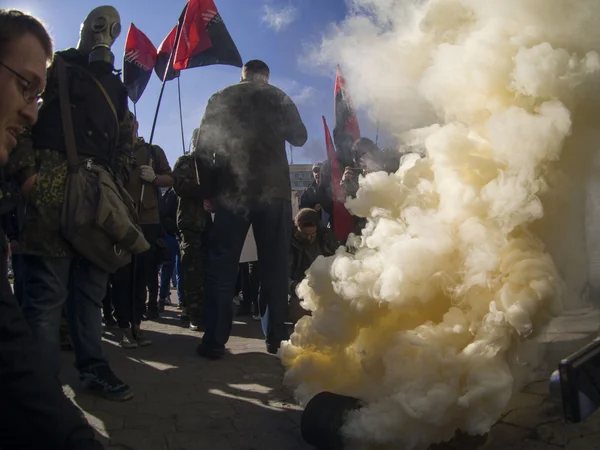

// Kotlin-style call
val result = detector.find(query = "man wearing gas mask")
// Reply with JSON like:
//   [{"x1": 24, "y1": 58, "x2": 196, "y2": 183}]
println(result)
[{"x1": 7, "y1": 6, "x2": 134, "y2": 401}]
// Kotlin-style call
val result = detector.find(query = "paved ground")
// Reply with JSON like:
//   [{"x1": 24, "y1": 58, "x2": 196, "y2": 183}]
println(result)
[{"x1": 58, "y1": 305, "x2": 600, "y2": 450}]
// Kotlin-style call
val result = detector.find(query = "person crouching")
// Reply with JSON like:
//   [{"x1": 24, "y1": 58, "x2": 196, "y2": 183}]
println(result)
[{"x1": 288, "y1": 208, "x2": 340, "y2": 323}]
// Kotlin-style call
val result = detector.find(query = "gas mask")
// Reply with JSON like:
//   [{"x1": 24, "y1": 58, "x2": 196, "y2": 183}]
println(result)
[{"x1": 77, "y1": 6, "x2": 121, "y2": 73}]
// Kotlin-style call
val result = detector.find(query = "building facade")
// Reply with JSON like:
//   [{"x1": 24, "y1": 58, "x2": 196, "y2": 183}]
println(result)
[{"x1": 289, "y1": 164, "x2": 314, "y2": 218}]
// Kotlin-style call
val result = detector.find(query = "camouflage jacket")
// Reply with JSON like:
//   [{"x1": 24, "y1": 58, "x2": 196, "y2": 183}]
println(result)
[
  {"x1": 7, "y1": 120, "x2": 133, "y2": 257},
  {"x1": 172, "y1": 154, "x2": 206, "y2": 233}
]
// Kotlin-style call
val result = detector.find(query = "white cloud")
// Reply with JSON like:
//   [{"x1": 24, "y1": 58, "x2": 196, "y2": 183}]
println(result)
[
  {"x1": 261, "y1": 4, "x2": 298, "y2": 32},
  {"x1": 291, "y1": 86, "x2": 316, "y2": 105},
  {"x1": 270, "y1": 77, "x2": 316, "y2": 106}
]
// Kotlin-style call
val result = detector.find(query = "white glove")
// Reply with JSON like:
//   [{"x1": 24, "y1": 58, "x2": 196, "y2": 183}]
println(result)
[{"x1": 140, "y1": 165, "x2": 156, "y2": 183}]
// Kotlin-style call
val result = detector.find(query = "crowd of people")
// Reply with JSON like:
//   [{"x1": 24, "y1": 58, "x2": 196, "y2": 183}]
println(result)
[{"x1": 0, "y1": 6, "x2": 404, "y2": 450}]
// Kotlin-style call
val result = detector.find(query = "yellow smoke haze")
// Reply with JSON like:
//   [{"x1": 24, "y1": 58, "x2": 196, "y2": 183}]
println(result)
[{"x1": 280, "y1": 0, "x2": 600, "y2": 448}]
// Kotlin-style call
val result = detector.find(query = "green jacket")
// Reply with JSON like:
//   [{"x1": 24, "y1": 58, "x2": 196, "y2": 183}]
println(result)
[{"x1": 172, "y1": 154, "x2": 206, "y2": 233}]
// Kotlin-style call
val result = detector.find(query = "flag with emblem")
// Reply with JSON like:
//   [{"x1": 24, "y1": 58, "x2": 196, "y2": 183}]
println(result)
[
  {"x1": 123, "y1": 23, "x2": 157, "y2": 103},
  {"x1": 173, "y1": 0, "x2": 243, "y2": 70}
]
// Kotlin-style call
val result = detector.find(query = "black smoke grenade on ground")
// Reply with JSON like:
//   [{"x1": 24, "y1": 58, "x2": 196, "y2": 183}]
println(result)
[{"x1": 301, "y1": 392, "x2": 363, "y2": 450}]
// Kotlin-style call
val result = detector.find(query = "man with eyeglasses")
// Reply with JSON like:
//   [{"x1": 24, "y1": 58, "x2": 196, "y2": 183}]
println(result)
[
  {"x1": 0, "y1": 8, "x2": 104, "y2": 450},
  {"x1": 6, "y1": 6, "x2": 133, "y2": 401}
]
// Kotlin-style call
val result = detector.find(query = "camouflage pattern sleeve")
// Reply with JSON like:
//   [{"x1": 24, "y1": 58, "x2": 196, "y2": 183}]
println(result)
[
  {"x1": 7, "y1": 128, "x2": 37, "y2": 187},
  {"x1": 114, "y1": 111, "x2": 134, "y2": 184},
  {"x1": 172, "y1": 155, "x2": 203, "y2": 199}
]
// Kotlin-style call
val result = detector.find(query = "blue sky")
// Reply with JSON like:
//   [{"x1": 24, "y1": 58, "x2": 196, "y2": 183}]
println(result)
[{"x1": 11, "y1": 0, "x2": 384, "y2": 166}]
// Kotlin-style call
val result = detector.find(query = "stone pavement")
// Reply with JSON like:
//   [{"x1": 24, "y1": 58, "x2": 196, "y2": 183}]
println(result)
[
  {"x1": 58, "y1": 306, "x2": 600, "y2": 450},
  {"x1": 60, "y1": 307, "x2": 310, "y2": 450}
]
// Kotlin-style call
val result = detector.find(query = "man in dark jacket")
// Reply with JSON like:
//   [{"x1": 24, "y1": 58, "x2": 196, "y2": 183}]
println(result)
[
  {"x1": 289, "y1": 208, "x2": 339, "y2": 322},
  {"x1": 300, "y1": 163, "x2": 323, "y2": 216},
  {"x1": 195, "y1": 59, "x2": 307, "y2": 358},
  {"x1": 0, "y1": 8, "x2": 103, "y2": 449}
]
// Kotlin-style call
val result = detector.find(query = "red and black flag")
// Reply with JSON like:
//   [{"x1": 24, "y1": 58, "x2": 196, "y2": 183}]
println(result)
[
  {"x1": 173, "y1": 0, "x2": 243, "y2": 71},
  {"x1": 323, "y1": 116, "x2": 354, "y2": 242},
  {"x1": 333, "y1": 65, "x2": 361, "y2": 166},
  {"x1": 123, "y1": 23, "x2": 157, "y2": 103},
  {"x1": 154, "y1": 25, "x2": 180, "y2": 82}
]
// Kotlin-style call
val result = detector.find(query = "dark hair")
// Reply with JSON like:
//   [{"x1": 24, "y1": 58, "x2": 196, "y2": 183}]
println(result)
[
  {"x1": 0, "y1": 9, "x2": 53, "y2": 61},
  {"x1": 295, "y1": 208, "x2": 319, "y2": 228},
  {"x1": 242, "y1": 59, "x2": 270, "y2": 79}
]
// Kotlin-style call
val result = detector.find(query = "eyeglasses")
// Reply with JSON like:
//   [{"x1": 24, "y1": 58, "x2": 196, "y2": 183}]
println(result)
[{"x1": 0, "y1": 61, "x2": 43, "y2": 104}]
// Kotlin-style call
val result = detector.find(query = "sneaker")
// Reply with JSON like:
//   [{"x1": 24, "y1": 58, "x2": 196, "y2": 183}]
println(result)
[
  {"x1": 252, "y1": 313, "x2": 261, "y2": 321},
  {"x1": 189, "y1": 318, "x2": 203, "y2": 332},
  {"x1": 119, "y1": 328, "x2": 138, "y2": 349},
  {"x1": 133, "y1": 326, "x2": 152, "y2": 347},
  {"x1": 163, "y1": 296, "x2": 173, "y2": 306},
  {"x1": 80, "y1": 365, "x2": 134, "y2": 401}
]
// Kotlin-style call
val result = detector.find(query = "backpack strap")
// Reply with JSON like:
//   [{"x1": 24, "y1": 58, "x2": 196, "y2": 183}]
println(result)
[{"x1": 54, "y1": 55, "x2": 79, "y2": 173}]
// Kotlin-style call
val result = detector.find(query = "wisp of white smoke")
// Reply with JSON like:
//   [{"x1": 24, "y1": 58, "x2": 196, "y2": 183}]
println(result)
[{"x1": 280, "y1": 0, "x2": 600, "y2": 448}]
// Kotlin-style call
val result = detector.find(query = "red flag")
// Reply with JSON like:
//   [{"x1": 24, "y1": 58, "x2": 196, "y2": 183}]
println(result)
[
  {"x1": 154, "y1": 25, "x2": 180, "y2": 82},
  {"x1": 334, "y1": 65, "x2": 361, "y2": 166},
  {"x1": 123, "y1": 23, "x2": 157, "y2": 103},
  {"x1": 323, "y1": 116, "x2": 354, "y2": 242},
  {"x1": 173, "y1": 0, "x2": 242, "y2": 71}
]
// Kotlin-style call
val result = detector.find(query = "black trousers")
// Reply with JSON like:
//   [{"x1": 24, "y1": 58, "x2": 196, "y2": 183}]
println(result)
[
  {"x1": 203, "y1": 199, "x2": 291, "y2": 349},
  {"x1": 112, "y1": 224, "x2": 160, "y2": 328}
]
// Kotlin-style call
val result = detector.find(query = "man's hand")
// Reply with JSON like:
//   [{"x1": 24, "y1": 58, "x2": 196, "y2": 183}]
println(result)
[
  {"x1": 342, "y1": 167, "x2": 356, "y2": 183},
  {"x1": 314, "y1": 203, "x2": 322, "y2": 212},
  {"x1": 204, "y1": 199, "x2": 215, "y2": 213},
  {"x1": 140, "y1": 165, "x2": 156, "y2": 183}
]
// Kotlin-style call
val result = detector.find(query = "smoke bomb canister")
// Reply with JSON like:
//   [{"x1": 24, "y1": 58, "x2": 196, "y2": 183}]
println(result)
[{"x1": 301, "y1": 391, "x2": 363, "y2": 449}]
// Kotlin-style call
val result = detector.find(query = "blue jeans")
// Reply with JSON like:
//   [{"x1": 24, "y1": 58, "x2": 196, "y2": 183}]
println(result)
[
  {"x1": 159, "y1": 233, "x2": 180, "y2": 299},
  {"x1": 202, "y1": 199, "x2": 292, "y2": 349},
  {"x1": 21, "y1": 256, "x2": 108, "y2": 377}
]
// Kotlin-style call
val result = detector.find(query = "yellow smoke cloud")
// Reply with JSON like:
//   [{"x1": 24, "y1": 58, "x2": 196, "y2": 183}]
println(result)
[{"x1": 281, "y1": 0, "x2": 600, "y2": 448}]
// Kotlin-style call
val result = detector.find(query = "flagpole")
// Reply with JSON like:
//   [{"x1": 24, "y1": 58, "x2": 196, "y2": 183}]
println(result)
[
  {"x1": 148, "y1": 21, "x2": 183, "y2": 146},
  {"x1": 133, "y1": 102, "x2": 137, "y2": 120},
  {"x1": 177, "y1": 77, "x2": 186, "y2": 154},
  {"x1": 375, "y1": 120, "x2": 380, "y2": 146}
]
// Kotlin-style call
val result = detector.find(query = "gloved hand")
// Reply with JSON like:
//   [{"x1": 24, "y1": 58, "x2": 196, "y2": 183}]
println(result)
[{"x1": 139, "y1": 165, "x2": 156, "y2": 183}]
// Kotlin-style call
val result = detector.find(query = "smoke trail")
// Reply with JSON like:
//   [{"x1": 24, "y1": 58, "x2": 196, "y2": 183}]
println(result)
[{"x1": 281, "y1": 0, "x2": 600, "y2": 448}]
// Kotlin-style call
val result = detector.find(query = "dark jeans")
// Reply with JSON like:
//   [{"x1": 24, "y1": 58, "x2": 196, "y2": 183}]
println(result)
[
  {"x1": 159, "y1": 233, "x2": 179, "y2": 299},
  {"x1": 238, "y1": 262, "x2": 260, "y2": 312},
  {"x1": 11, "y1": 253, "x2": 24, "y2": 305},
  {"x1": 112, "y1": 224, "x2": 160, "y2": 327},
  {"x1": 21, "y1": 255, "x2": 108, "y2": 377},
  {"x1": 203, "y1": 199, "x2": 291, "y2": 349}
]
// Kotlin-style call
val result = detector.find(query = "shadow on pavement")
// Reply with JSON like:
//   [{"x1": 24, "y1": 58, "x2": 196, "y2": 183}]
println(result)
[{"x1": 59, "y1": 314, "x2": 309, "y2": 450}]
